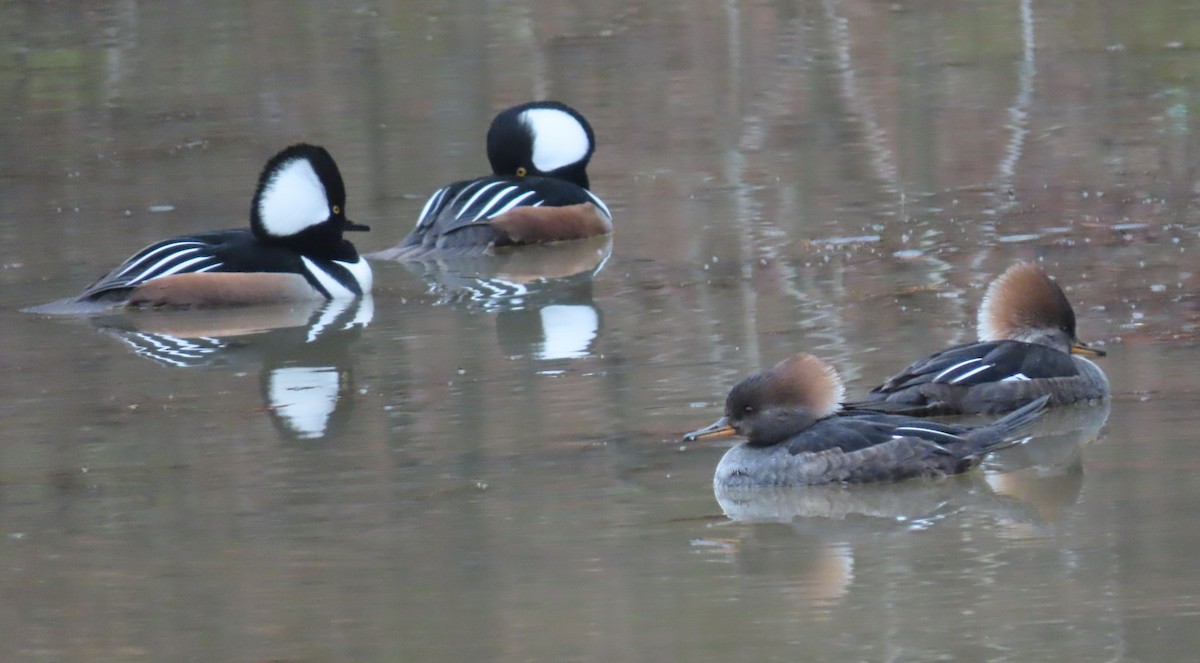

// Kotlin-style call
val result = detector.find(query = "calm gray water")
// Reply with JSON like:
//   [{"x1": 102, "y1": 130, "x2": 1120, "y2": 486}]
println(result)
[{"x1": 3, "y1": 1, "x2": 1200, "y2": 661}]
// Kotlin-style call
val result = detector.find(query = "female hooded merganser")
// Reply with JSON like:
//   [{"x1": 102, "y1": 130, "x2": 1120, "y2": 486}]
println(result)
[
  {"x1": 374, "y1": 101, "x2": 612, "y2": 259},
  {"x1": 61, "y1": 143, "x2": 371, "y2": 308},
  {"x1": 684, "y1": 353, "x2": 1048, "y2": 488},
  {"x1": 843, "y1": 263, "x2": 1108, "y2": 416}
]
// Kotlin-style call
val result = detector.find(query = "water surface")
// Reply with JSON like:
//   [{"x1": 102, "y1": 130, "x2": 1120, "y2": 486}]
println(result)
[{"x1": 2, "y1": 1, "x2": 1200, "y2": 660}]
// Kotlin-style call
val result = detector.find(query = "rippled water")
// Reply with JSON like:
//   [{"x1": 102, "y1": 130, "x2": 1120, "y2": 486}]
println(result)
[{"x1": 3, "y1": 1, "x2": 1200, "y2": 660}]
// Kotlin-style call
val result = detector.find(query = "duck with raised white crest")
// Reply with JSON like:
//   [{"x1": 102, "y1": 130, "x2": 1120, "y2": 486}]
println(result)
[
  {"x1": 373, "y1": 101, "x2": 612, "y2": 260},
  {"x1": 34, "y1": 143, "x2": 371, "y2": 312}
]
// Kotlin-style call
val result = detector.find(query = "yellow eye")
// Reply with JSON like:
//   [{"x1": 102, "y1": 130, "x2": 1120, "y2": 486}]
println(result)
[
  {"x1": 516, "y1": 167, "x2": 527, "y2": 177},
  {"x1": 332, "y1": 205, "x2": 341, "y2": 215}
]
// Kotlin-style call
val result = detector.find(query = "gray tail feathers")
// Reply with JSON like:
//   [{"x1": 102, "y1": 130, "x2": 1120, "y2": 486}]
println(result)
[{"x1": 963, "y1": 395, "x2": 1050, "y2": 458}]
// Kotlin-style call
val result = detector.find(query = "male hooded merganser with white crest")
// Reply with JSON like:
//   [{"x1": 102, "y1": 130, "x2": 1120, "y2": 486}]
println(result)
[
  {"x1": 48, "y1": 143, "x2": 371, "y2": 310},
  {"x1": 843, "y1": 262, "x2": 1108, "y2": 416},
  {"x1": 372, "y1": 101, "x2": 612, "y2": 260},
  {"x1": 685, "y1": 353, "x2": 1048, "y2": 488}
]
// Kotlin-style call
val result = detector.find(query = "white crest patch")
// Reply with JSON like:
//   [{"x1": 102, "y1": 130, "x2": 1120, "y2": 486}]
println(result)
[
  {"x1": 521, "y1": 108, "x2": 590, "y2": 173},
  {"x1": 258, "y1": 157, "x2": 330, "y2": 237}
]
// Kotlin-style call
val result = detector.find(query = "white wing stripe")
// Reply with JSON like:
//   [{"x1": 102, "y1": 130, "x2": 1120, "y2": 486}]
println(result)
[
  {"x1": 439, "y1": 182, "x2": 483, "y2": 220},
  {"x1": 147, "y1": 255, "x2": 221, "y2": 280},
  {"x1": 1001, "y1": 373, "x2": 1032, "y2": 382},
  {"x1": 948, "y1": 363, "x2": 994, "y2": 384},
  {"x1": 125, "y1": 248, "x2": 206, "y2": 284},
  {"x1": 114, "y1": 241, "x2": 207, "y2": 278},
  {"x1": 470, "y1": 186, "x2": 522, "y2": 221},
  {"x1": 486, "y1": 190, "x2": 537, "y2": 219},
  {"x1": 933, "y1": 358, "x2": 983, "y2": 382},
  {"x1": 892, "y1": 426, "x2": 964, "y2": 442},
  {"x1": 417, "y1": 187, "x2": 446, "y2": 227},
  {"x1": 454, "y1": 181, "x2": 505, "y2": 220}
]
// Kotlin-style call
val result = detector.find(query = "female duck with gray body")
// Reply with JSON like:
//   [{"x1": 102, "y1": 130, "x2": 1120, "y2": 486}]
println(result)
[
  {"x1": 843, "y1": 262, "x2": 1108, "y2": 416},
  {"x1": 33, "y1": 143, "x2": 371, "y2": 312},
  {"x1": 685, "y1": 353, "x2": 1048, "y2": 488},
  {"x1": 372, "y1": 101, "x2": 612, "y2": 259}
]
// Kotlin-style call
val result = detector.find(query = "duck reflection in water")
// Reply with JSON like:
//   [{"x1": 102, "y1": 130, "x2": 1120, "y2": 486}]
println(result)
[
  {"x1": 692, "y1": 401, "x2": 1113, "y2": 615},
  {"x1": 95, "y1": 296, "x2": 374, "y2": 442},
  {"x1": 982, "y1": 400, "x2": 1111, "y2": 526},
  {"x1": 373, "y1": 100, "x2": 612, "y2": 259},
  {"x1": 692, "y1": 474, "x2": 1030, "y2": 616},
  {"x1": 383, "y1": 235, "x2": 611, "y2": 361}
]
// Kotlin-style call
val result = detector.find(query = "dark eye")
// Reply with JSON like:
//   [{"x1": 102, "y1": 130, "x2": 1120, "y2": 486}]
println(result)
[{"x1": 743, "y1": 405, "x2": 754, "y2": 413}]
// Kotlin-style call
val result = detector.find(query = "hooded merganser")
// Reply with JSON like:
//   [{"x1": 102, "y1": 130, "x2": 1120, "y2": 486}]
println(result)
[
  {"x1": 373, "y1": 101, "x2": 612, "y2": 259},
  {"x1": 843, "y1": 262, "x2": 1109, "y2": 416},
  {"x1": 684, "y1": 353, "x2": 1048, "y2": 488},
  {"x1": 57, "y1": 144, "x2": 371, "y2": 309}
]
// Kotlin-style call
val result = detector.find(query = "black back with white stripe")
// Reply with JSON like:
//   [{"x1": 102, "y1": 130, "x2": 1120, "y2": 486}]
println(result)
[
  {"x1": 708, "y1": 354, "x2": 1046, "y2": 456},
  {"x1": 395, "y1": 101, "x2": 610, "y2": 255},
  {"x1": 836, "y1": 339, "x2": 1101, "y2": 417},
  {"x1": 689, "y1": 353, "x2": 1050, "y2": 485},
  {"x1": 400, "y1": 175, "x2": 610, "y2": 254},
  {"x1": 779, "y1": 411, "x2": 972, "y2": 455},
  {"x1": 72, "y1": 143, "x2": 368, "y2": 303},
  {"x1": 868, "y1": 340, "x2": 1082, "y2": 392},
  {"x1": 772, "y1": 397, "x2": 1047, "y2": 479},
  {"x1": 74, "y1": 228, "x2": 366, "y2": 302},
  {"x1": 722, "y1": 401, "x2": 1048, "y2": 486}
]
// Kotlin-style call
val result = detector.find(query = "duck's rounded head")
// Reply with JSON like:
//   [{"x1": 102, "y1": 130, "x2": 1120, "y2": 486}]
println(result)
[
  {"x1": 486, "y1": 101, "x2": 597, "y2": 190},
  {"x1": 977, "y1": 262, "x2": 1103, "y2": 357},
  {"x1": 685, "y1": 353, "x2": 846, "y2": 447},
  {"x1": 250, "y1": 143, "x2": 369, "y2": 253}
]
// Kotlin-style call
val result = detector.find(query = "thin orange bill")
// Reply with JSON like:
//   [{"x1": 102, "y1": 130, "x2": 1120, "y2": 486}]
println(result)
[
  {"x1": 684, "y1": 417, "x2": 737, "y2": 441},
  {"x1": 1071, "y1": 341, "x2": 1106, "y2": 357}
]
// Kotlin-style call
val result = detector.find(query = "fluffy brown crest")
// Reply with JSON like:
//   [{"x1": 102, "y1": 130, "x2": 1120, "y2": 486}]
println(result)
[
  {"x1": 977, "y1": 263, "x2": 1076, "y2": 342},
  {"x1": 764, "y1": 353, "x2": 846, "y2": 418}
]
